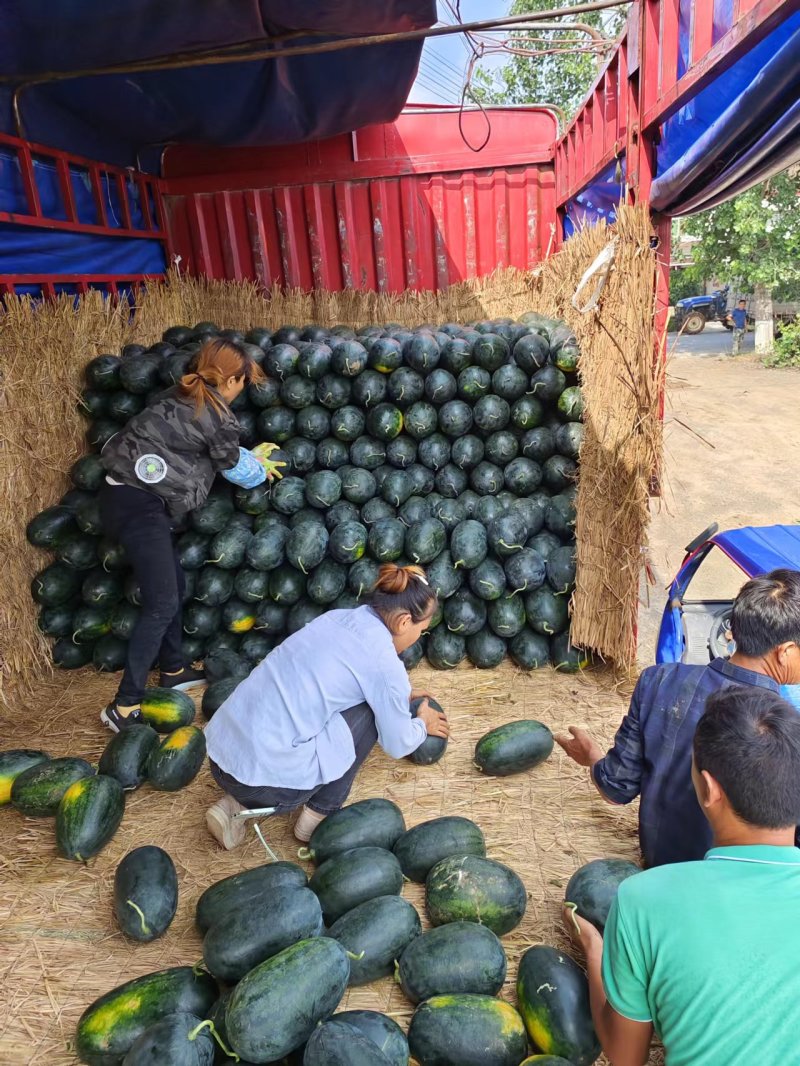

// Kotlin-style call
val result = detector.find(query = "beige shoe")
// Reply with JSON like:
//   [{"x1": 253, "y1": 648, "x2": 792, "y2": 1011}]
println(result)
[
  {"x1": 293, "y1": 805, "x2": 327, "y2": 843},
  {"x1": 206, "y1": 795, "x2": 248, "y2": 850}
]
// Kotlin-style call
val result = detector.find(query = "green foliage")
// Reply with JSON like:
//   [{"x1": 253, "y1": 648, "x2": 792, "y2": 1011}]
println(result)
[
  {"x1": 471, "y1": 0, "x2": 629, "y2": 119},
  {"x1": 766, "y1": 316, "x2": 800, "y2": 368},
  {"x1": 669, "y1": 268, "x2": 702, "y2": 304},
  {"x1": 683, "y1": 173, "x2": 800, "y2": 292}
]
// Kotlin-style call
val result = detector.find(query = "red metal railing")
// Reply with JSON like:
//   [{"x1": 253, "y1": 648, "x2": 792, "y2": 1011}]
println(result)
[
  {"x1": 0, "y1": 130, "x2": 165, "y2": 239},
  {"x1": 0, "y1": 274, "x2": 162, "y2": 300}
]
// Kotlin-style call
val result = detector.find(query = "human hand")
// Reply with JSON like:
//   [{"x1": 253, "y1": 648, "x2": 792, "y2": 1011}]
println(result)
[
  {"x1": 563, "y1": 903, "x2": 603, "y2": 955},
  {"x1": 417, "y1": 698, "x2": 450, "y2": 739},
  {"x1": 555, "y1": 726, "x2": 605, "y2": 767}
]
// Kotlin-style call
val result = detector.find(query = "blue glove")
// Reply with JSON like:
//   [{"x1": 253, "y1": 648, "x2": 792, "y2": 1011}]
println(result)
[{"x1": 221, "y1": 447, "x2": 268, "y2": 489}]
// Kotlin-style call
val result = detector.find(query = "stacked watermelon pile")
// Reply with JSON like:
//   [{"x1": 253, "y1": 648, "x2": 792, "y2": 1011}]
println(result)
[{"x1": 27, "y1": 314, "x2": 585, "y2": 676}]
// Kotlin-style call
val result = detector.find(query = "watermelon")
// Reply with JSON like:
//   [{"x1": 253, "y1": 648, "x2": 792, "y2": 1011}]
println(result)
[
  {"x1": 258, "y1": 406, "x2": 296, "y2": 443},
  {"x1": 55, "y1": 530, "x2": 97, "y2": 570},
  {"x1": 183, "y1": 603, "x2": 220, "y2": 639},
  {"x1": 425, "y1": 552, "x2": 462, "y2": 601},
  {"x1": 79, "y1": 389, "x2": 109, "y2": 419},
  {"x1": 85, "y1": 353, "x2": 122, "y2": 390},
  {"x1": 303, "y1": 471, "x2": 341, "y2": 510},
  {"x1": 404, "y1": 519, "x2": 446, "y2": 566},
  {"x1": 81, "y1": 569, "x2": 123, "y2": 609},
  {"x1": 317, "y1": 374, "x2": 352, "y2": 410},
  {"x1": 195, "y1": 566, "x2": 235, "y2": 607},
  {"x1": 351, "y1": 369, "x2": 388, "y2": 407},
  {"x1": 306, "y1": 798, "x2": 405, "y2": 865},
  {"x1": 387, "y1": 367, "x2": 424, "y2": 408},
  {"x1": 466, "y1": 629, "x2": 506, "y2": 668},
  {"x1": 521, "y1": 427, "x2": 556, "y2": 463},
  {"x1": 426, "y1": 855, "x2": 526, "y2": 935},
  {"x1": 511, "y1": 395, "x2": 544, "y2": 431},
  {"x1": 12, "y1": 757, "x2": 96, "y2": 817},
  {"x1": 351, "y1": 436, "x2": 387, "y2": 471},
  {"x1": 509, "y1": 628, "x2": 551, "y2": 670},
  {"x1": 513, "y1": 333, "x2": 550, "y2": 372},
  {"x1": 564, "y1": 858, "x2": 640, "y2": 933},
  {"x1": 325, "y1": 500, "x2": 361, "y2": 529},
  {"x1": 92, "y1": 635, "x2": 128, "y2": 672},
  {"x1": 117, "y1": 1012, "x2": 214, "y2": 1066},
  {"x1": 487, "y1": 512, "x2": 527, "y2": 557},
  {"x1": 369, "y1": 337, "x2": 404, "y2": 373},
  {"x1": 98, "y1": 538, "x2": 128, "y2": 572},
  {"x1": 545, "y1": 494, "x2": 576, "y2": 539},
  {"x1": 331, "y1": 405, "x2": 366, "y2": 441},
  {"x1": 307, "y1": 559, "x2": 347, "y2": 604},
  {"x1": 287, "y1": 600, "x2": 325, "y2": 634},
  {"x1": 71, "y1": 604, "x2": 112, "y2": 643},
  {"x1": 234, "y1": 482, "x2": 271, "y2": 515},
  {"x1": 309, "y1": 846, "x2": 404, "y2": 925},
  {"x1": 404, "y1": 333, "x2": 440, "y2": 374},
  {"x1": 196, "y1": 860, "x2": 308, "y2": 932},
  {"x1": 329, "y1": 893, "x2": 421, "y2": 985},
  {"x1": 114, "y1": 845, "x2": 178, "y2": 942},
  {"x1": 487, "y1": 594, "x2": 527, "y2": 638},
  {"x1": 239, "y1": 631, "x2": 272, "y2": 664},
  {"x1": 408, "y1": 696, "x2": 448, "y2": 765},
  {"x1": 264, "y1": 343, "x2": 299, "y2": 380},
  {"x1": 203, "y1": 885, "x2": 323, "y2": 983},
  {"x1": 393, "y1": 816, "x2": 485, "y2": 883},
  {"x1": 140, "y1": 688, "x2": 195, "y2": 733},
  {"x1": 504, "y1": 549, "x2": 547, "y2": 597},
  {"x1": 451, "y1": 435, "x2": 485, "y2": 470},
  {"x1": 53, "y1": 638, "x2": 92, "y2": 669},
  {"x1": 438, "y1": 399, "x2": 473, "y2": 438},
  {"x1": 0, "y1": 750, "x2": 50, "y2": 805},
  {"x1": 191, "y1": 496, "x2": 234, "y2": 536},
  {"x1": 382, "y1": 469, "x2": 414, "y2": 508},
  {"x1": 409, "y1": 995, "x2": 527, "y2": 1066},
  {"x1": 406, "y1": 462, "x2": 436, "y2": 495},
  {"x1": 70, "y1": 455, "x2": 105, "y2": 493},
  {"x1": 368, "y1": 518, "x2": 405, "y2": 562},
  {"x1": 418, "y1": 434, "x2": 451, "y2": 472},
  {"x1": 439, "y1": 337, "x2": 473, "y2": 374},
  {"x1": 248, "y1": 377, "x2": 280, "y2": 408},
  {"x1": 475, "y1": 720, "x2": 554, "y2": 776},
  {"x1": 470, "y1": 461, "x2": 503, "y2": 496},
  {"x1": 517, "y1": 946, "x2": 600, "y2": 1066},
  {"x1": 551, "y1": 631, "x2": 590, "y2": 673},
  {"x1": 543, "y1": 455, "x2": 577, "y2": 492},
  {"x1": 99, "y1": 725, "x2": 159, "y2": 790},
  {"x1": 119, "y1": 353, "x2": 162, "y2": 394},
  {"x1": 484, "y1": 430, "x2": 518, "y2": 466},
  {"x1": 280, "y1": 374, "x2": 317, "y2": 410},
  {"x1": 525, "y1": 587, "x2": 569, "y2": 635},
  {"x1": 87, "y1": 418, "x2": 119, "y2": 450},
  {"x1": 225, "y1": 938, "x2": 350, "y2": 1063},
  {"x1": 434, "y1": 463, "x2": 467, "y2": 498},
  {"x1": 38, "y1": 603, "x2": 77, "y2": 638},
  {"x1": 208, "y1": 525, "x2": 252, "y2": 569},
  {"x1": 424, "y1": 368, "x2": 457, "y2": 404},
  {"x1": 397, "y1": 922, "x2": 505, "y2": 1003},
  {"x1": 286, "y1": 523, "x2": 328, "y2": 574},
  {"x1": 473, "y1": 394, "x2": 510, "y2": 434},
  {"x1": 56, "y1": 774, "x2": 125, "y2": 861},
  {"x1": 75, "y1": 966, "x2": 218, "y2": 1066},
  {"x1": 530, "y1": 365, "x2": 567, "y2": 403},
  {"x1": 468, "y1": 558, "x2": 506, "y2": 601},
  {"x1": 546, "y1": 546, "x2": 576, "y2": 595},
  {"x1": 444, "y1": 590, "x2": 486, "y2": 636},
  {"x1": 334, "y1": 1012, "x2": 408, "y2": 1066},
  {"x1": 472, "y1": 333, "x2": 509, "y2": 372},
  {"x1": 430, "y1": 496, "x2": 465, "y2": 533},
  {"x1": 457, "y1": 365, "x2": 490, "y2": 402},
  {"x1": 147, "y1": 726, "x2": 207, "y2": 791},
  {"x1": 347, "y1": 557, "x2": 381, "y2": 598}
]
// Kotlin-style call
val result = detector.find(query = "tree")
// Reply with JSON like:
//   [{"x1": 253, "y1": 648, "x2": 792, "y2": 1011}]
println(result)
[
  {"x1": 682, "y1": 171, "x2": 800, "y2": 352},
  {"x1": 471, "y1": 0, "x2": 629, "y2": 120}
]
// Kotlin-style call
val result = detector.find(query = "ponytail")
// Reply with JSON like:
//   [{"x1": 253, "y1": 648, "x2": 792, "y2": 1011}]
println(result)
[
  {"x1": 179, "y1": 338, "x2": 265, "y2": 415},
  {"x1": 369, "y1": 563, "x2": 436, "y2": 629}
]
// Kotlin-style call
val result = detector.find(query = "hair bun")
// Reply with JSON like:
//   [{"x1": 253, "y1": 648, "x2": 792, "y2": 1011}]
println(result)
[{"x1": 375, "y1": 563, "x2": 410, "y2": 595}]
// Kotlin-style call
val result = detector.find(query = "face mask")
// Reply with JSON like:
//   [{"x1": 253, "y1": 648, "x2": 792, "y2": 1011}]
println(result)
[{"x1": 779, "y1": 685, "x2": 800, "y2": 712}]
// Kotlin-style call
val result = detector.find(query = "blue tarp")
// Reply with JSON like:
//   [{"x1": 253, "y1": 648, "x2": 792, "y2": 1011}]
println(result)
[
  {"x1": 0, "y1": 2, "x2": 433, "y2": 289},
  {"x1": 651, "y1": 12, "x2": 800, "y2": 214},
  {"x1": 713, "y1": 525, "x2": 800, "y2": 578},
  {"x1": 0, "y1": 2, "x2": 435, "y2": 171},
  {"x1": 562, "y1": 157, "x2": 625, "y2": 239}
]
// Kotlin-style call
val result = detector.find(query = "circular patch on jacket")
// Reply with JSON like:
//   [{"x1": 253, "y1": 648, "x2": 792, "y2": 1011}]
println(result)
[{"x1": 134, "y1": 454, "x2": 168, "y2": 484}]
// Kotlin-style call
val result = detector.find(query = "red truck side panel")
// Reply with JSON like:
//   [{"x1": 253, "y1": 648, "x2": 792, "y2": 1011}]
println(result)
[{"x1": 162, "y1": 107, "x2": 558, "y2": 292}]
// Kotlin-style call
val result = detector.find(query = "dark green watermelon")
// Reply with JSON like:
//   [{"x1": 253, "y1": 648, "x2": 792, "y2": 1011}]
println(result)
[
  {"x1": 444, "y1": 590, "x2": 486, "y2": 637},
  {"x1": 387, "y1": 367, "x2": 424, "y2": 408},
  {"x1": 280, "y1": 374, "x2": 317, "y2": 410},
  {"x1": 264, "y1": 343, "x2": 300, "y2": 381},
  {"x1": 438, "y1": 400, "x2": 473, "y2": 438},
  {"x1": 307, "y1": 560, "x2": 347, "y2": 605},
  {"x1": 368, "y1": 337, "x2": 403, "y2": 374},
  {"x1": 468, "y1": 559, "x2": 506, "y2": 601},
  {"x1": 406, "y1": 463, "x2": 435, "y2": 496},
  {"x1": 491, "y1": 364, "x2": 528, "y2": 401},
  {"x1": 385, "y1": 435, "x2": 417, "y2": 469},
  {"x1": 248, "y1": 377, "x2": 280, "y2": 409},
  {"x1": 426, "y1": 551, "x2": 462, "y2": 601},
  {"x1": 331, "y1": 405, "x2": 366, "y2": 441},
  {"x1": 317, "y1": 374, "x2": 352, "y2": 410},
  {"x1": 426, "y1": 625, "x2": 466, "y2": 670},
  {"x1": 504, "y1": 457, "x2": 543, "y2": 496},
  {"x1": 331, "y1": 340, "x2": 368, "y2": 377},
  {"x1": 26, "y1": 507, "x2": 77, "y2": 550},
  {"x1": 404, "y1": 334, "x2": 440, "y2": 374},
  {"x1": 508, "y1": 628, "x2": 551, "y2": 670},
  {"x1": 484, "y1": 430, "x2": 518, "y2": 466},
  {"x1": 450, "y1": 435, "x2": 484, "y2": 471},
  {"x1": 85, "y1": 354, "x2": 122, "y2": 391},
  {"x1": 351, "y1": 369, "x2": 388, "y2": 407},
  {"x1": 341, "y1": 466, "x2": 378, "y2": 504},
  {"x1": 405, "y1": 401, "x2": 439, "y2": 441},
  {"x1": 417, "y1": 434, "x2": 451, "y2": 472},
  {"x1": 424, "y1": 368, "x2": 457, "y2": 404},
  {"x1": 470, "y1": 461, "x2": 503, "y2": 496},
  {"x1": 257, "y1": 406, "x2": 296, "y2": 444},
  {"x1": 286, "y1": 524, "x2": 328, "y2": 574},
  {"x1": 368, "y1": 518, "x2": 406, "y2": 562},
  {"x1": 471, "y1": 333, "x2": 509, "y2": 372},
  {"x1": 466, "y1": 629, "x2": 507, "y2": 668},
  {"x1": 298, "y1": 342, "x2": 333, "y2": 380},
  {"x1": 350, "y1": 436, "x2": 387, "y2": 471},
  {"x1": 530, "y1": 365, "x2": 567, "y2": 403},
  {"x1": 405, "y1": 519, "x2": 447, "y2": 566},
  {"x1": 434, "y1": 464, "x2": 468, "y2": 499},
  {"x1": 457, "y1": 366, "x2": 491, "y2": 402}
]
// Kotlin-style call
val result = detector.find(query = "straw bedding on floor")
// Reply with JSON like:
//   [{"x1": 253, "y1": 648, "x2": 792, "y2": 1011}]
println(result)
[{"x1": 0, "y1": 660, "x2": 667, "y2": 1065}]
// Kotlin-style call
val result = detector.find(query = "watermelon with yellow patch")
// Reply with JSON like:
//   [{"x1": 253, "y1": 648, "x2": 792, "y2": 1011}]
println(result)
[
  {"x1": 75, "y1": 965, "x2": 218, "y2": 1066},
  {"x1": 0, "y1": 749, "x2": 49, "y2": 805},
  {"x1": 146, "y1": 726, "x2": 207, "y2": 792},
  {"x1": 56, "y1": 774, "x2": 125, "y2": 862},
  {"x1": 516, "y1": 945, "x2": 600, "y2": 1066},
  {"x1": 139, "y1": 687, "x2": 196, "y2": 733},
  {"x1": 408, "y1": 993, "x2": 528, "y2": 1066},
  {"x1": 222, "y1": 597, "x2": 256, "y2": 633}
]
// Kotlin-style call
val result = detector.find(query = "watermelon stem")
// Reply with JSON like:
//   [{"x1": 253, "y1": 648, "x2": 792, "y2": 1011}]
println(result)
[
  {"x1": 564, "y1": 900, "x2": 581, "y2": 937},
  {"x1": 253, "y1": 821, "x2": 279, "y2": 861},
  {"x1": 191, "y1": 960, "x2": 208, "y2": 977},
  {"x1": 393, "y1": 960, "x2": 402, "y2": 984},
  {"x1": 297, "y1": 847, "x2": 312, "y2": 861},
  {"x1": 189, "y1": 1019, "x2": 240, "y2": 1061},
  {"x1": 126, "y1": 899, "x2": 151, "y2": 937},
  {"x1": 345, "y1": 950, "x2": 366, "y2": 961},
  {"x1": 508, "y1": 586, "x2": 525, "y2": 598}
]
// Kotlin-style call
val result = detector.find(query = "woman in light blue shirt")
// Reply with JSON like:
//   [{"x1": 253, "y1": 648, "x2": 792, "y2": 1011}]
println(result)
[{"x1": 205, "y1": 563, "x2": 449, "y2": 849}]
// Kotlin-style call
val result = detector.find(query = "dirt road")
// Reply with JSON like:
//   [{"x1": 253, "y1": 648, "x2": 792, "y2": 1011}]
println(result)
[{"x1": 637, "y1": 345, "x2": 800, "y2": 661}]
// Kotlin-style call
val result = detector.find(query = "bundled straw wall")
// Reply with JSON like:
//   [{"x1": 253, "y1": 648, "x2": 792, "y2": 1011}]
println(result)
[{"x1": 0, "y1": 203, "x2": 660, "y2": 695}]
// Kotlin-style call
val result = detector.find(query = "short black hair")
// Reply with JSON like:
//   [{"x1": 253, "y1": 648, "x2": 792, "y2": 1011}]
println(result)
[
  {"x1": 694, "y1": 687, "x2": 800, "y2": 828},
  {"x1": 730, "y1": 569, "x2": 800, "y2": 656},
  {"x1": 738, "y1": 299, "x2": 747, "y2": 305}
]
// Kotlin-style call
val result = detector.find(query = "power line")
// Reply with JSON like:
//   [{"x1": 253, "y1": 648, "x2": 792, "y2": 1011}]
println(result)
[{"x1": 419, "y1": 55, "x2": 464, "y2": 96}]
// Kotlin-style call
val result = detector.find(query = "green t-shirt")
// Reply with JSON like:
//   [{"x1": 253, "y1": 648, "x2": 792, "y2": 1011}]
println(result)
[{"x1": 602, "y1": 845, "x2": 800, "y2": 1066}]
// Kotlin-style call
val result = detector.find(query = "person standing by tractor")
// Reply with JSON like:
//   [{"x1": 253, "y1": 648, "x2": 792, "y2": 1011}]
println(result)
[{"x1": 727, "y1": 298, "x2": 749, "y2": 354}]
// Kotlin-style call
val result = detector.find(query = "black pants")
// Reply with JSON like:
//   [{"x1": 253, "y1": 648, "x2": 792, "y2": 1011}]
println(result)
[
  {"x1": 209, "y1": 702, "x2": 379, "y2": 815},
  {"x1": 99, "y1": 482, "x2": 186, "y2": 705}
]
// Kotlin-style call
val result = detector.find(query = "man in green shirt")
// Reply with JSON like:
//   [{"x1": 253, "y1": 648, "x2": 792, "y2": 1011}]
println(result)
[{"x1": 565, "y1": 686, "x2": 800, "y2": 1066}]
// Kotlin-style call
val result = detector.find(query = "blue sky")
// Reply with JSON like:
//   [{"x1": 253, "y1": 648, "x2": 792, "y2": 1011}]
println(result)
[{"x1": 408, "y1": 0, "x2": 512, "y2": 105}]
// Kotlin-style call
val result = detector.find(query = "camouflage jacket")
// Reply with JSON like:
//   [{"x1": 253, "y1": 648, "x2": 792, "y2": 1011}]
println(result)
[{"x1": 101, "y1": 386, "x2": 240, "y2": 516}]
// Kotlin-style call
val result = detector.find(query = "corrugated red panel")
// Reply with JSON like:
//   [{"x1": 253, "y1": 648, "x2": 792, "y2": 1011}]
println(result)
[
  {"x1": 164, "y1": 164, "x2": 555, "y2": 293},
  {"x1": 162, "y1": 107, "x2": 558, "y2": 293}
]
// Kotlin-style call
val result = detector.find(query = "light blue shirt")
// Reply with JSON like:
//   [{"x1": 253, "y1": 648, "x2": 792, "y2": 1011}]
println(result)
[
  {"x1": 780, "y1": 685, "x2": 800, "y2": 711},
  {"x1": 205, "y1": 606, "x2": 426, "y2": 789}
]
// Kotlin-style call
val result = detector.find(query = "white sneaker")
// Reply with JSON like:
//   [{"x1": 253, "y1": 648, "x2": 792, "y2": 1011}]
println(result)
[
  {"x1": 206, "y1": 795, "x2": 248, "y2": 850},
  {"x1": 294, "y1": 805, "x2": 328, "y2": 843}
]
